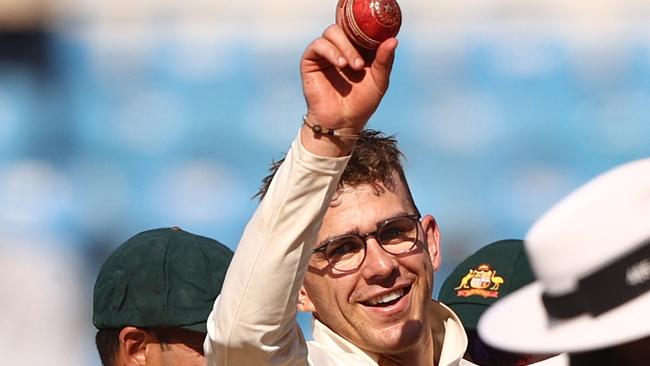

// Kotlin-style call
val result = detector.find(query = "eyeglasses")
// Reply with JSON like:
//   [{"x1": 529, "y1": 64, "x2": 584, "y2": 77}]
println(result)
[{"x1": 313, "y1": 214, "x2": 421, "y2": 272}]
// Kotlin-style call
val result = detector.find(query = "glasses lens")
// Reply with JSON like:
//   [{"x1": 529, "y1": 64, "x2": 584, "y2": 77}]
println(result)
[
  {"x1": 377, "y1": 216, "x2": 418, "y2": 254},
  {"x1": 324, "y1": 236, "x2": 365, "y2": 271}
]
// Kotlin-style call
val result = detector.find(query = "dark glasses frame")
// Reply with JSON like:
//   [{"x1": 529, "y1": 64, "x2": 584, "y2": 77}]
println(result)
[{"x1": 312, "y1": 213, "x2": 422, "y2": 272}]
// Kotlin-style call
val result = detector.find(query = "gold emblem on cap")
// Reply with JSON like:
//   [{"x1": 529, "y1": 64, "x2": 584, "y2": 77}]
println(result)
[{"x1": 454, "y1": 264, "x2": 504, "y2": 298}]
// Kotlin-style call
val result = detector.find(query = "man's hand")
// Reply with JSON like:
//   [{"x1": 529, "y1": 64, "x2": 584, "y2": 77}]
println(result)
[{"x1": 299, "y1": 24, "x2": 398, "y2": 157}]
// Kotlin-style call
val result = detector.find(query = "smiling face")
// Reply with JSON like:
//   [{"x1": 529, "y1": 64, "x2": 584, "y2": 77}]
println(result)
[{"x1": 299, "y1": 174, "x2": 441, "y2": 356}]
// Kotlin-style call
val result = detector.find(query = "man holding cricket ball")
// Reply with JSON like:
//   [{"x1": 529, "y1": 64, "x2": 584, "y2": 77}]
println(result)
[{"x1": 205, "y1": 1, "x2": 472, "y2": 365}]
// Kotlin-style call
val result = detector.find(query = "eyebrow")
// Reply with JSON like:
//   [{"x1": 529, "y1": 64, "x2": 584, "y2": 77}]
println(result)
[{"x1": 315, "y1": 210, "x2": 412, "y2": 249}]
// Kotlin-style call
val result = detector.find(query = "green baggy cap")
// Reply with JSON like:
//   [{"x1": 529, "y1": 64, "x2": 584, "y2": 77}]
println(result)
[
  {"x1": 438, "y1": 239, "x2": 535, "y2": 330},
  {"x1": 93, "y1": 227, "x2": 233, "y2": 333}
]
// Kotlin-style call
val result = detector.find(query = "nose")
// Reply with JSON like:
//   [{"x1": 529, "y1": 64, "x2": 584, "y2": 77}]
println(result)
[{"x1": 360, "y1": 237, "x2": 399, "y2": 281}]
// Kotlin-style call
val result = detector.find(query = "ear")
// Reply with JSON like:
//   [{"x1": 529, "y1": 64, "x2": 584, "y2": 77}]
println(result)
[
  {"x1": 420, "y1": 215, "x2": 441, "y2": 271},
  {"x1": 118, "y1": 326, "x2": 156, "y2": 366},
  {"x1": 297, "y1": 285, "x2": 317, "y2": 313}
]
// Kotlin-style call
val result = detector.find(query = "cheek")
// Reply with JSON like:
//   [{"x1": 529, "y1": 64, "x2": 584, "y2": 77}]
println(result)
[
  {"x1": 161, "y1": 345, "x2": 205, "y2": 366},
  {"x1": 402, "y1": 252, "x2": 433, "y2": 274},
  {"x1": 305, "y1": 273, "x2": 356, "y2": 311},
  {"x1": 145, "y1": 344, "x2": 164, "y2": 365},
  {"x1": 400, "y1": 254, "x2": 435, "y2": 290},
  {"x1": 194, "y1": 354, "x2": 207, "y2": 366}
]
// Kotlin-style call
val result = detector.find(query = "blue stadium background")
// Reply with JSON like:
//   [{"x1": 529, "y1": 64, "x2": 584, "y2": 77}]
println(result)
[{"x1": 1, "y1": 1, "x2": 649, "y2": 364}]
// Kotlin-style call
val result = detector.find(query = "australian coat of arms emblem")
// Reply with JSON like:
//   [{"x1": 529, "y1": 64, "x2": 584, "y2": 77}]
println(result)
[{"x1": 454, "y1": 264, "x2": 505, "y2": 298}]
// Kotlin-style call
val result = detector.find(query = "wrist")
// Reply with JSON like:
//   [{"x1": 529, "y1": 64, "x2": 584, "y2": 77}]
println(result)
[
  {"x1": 299, "y1": 115, "x2": 360, "y2": 157},
  {"x1": 302, "y1": 115, "x2": 362, "y2": 140}
]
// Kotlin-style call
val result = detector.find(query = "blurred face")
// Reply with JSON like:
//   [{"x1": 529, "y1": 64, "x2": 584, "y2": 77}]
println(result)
[
  {"x1": 299, "y1": 175, "x2": 441, "y2": 356},
  {"x1": 144, "y1": 328, "x2": 206, "y2": 366}
]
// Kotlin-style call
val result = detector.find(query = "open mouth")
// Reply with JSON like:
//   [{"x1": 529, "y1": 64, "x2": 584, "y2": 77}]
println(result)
[{"x1": 362, "y1": 285, "x2": 412, "y2": 307}]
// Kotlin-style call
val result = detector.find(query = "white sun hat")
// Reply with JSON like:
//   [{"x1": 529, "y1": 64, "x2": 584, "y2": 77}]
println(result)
[{"x1": 477, "y1": 158, "x2": 650, "y2": 354}]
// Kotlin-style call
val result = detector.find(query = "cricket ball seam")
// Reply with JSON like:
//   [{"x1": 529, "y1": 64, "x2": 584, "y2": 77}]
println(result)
[
  {"x1": 345, "y1": 0, "x2": 381, "y2": 49},
  {"x1": 341, "y1": 0, "x2": 402, "y2": 50}
]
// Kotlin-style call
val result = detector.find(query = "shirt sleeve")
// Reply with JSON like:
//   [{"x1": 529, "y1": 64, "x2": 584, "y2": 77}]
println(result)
[{"x1": 205, "y1": 133, "x2": 350, "y2": 366}]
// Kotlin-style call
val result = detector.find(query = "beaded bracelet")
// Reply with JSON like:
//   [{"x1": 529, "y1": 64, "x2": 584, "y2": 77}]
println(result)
[{"x1": 302, "y1": 114, "x2": 362, "y2": 139}]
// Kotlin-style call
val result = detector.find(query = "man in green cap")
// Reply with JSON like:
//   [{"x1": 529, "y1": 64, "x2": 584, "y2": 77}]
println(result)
[
  {"x1": 438, "y1": 239, "x2": 564, "y2": 365},
  {"x1": 93, "y1": 227, "x2": 233, "y2": 366}
]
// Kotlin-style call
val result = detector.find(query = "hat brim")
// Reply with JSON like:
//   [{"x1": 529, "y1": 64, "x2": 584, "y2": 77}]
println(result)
[{"x1": 477, "y1": 282, "x2": 650, "y2": 354}]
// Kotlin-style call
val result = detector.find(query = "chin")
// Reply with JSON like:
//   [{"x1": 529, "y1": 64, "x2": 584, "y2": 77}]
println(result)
[{"x1": 364, "y1": 320, "x2": 425, "y2": 353}]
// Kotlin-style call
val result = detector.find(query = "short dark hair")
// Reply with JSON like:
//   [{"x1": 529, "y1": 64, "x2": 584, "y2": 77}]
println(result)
[
  {"x1": 95, "y1": 328, "x2": 120, "y2": 366},
  {"x1": 255, "y1": 129, "x2": 418, "y2": 213}
]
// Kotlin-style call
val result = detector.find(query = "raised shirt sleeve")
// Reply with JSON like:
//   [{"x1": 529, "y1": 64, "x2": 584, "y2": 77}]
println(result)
[{"x1": 205, "y1": 133, "x2": 350, "y2": 366}]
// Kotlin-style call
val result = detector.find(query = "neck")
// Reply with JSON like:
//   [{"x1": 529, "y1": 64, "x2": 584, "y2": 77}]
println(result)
[{"x1": 377, "y1": 329, "x2": 435, "y2": 366}]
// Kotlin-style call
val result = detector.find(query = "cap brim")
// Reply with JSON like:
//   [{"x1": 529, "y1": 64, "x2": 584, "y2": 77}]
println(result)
[
  {"x1": 477, "y1": 282, "x2": 650, "y2": 354},
  {"x1": 179, "y1": 321, "x2": 207, "y2": 333}
]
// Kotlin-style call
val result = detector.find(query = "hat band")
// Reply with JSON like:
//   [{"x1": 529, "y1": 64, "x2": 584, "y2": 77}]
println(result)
[{"x1": 542, "y1": 238, "x2": 650, "y2": 320}]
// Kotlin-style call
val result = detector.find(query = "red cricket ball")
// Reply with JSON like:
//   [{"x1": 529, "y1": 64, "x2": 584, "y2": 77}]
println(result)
[{"x1": 337, "y1": 0, "x2": 402, "y2": 50}]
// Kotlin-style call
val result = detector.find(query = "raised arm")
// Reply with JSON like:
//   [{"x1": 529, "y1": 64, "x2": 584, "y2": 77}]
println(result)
[
  {"x1": 300, "y1": 24, "x2": 397, "y2": 157},
  {"x1": 205, "y1": 25, "x2": 397, "y2": 366}
]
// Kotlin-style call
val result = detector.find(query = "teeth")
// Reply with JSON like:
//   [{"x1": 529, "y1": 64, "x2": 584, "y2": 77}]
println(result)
[{"x1": 367, "y1": 288, "x2": 405, "y2": 305}]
